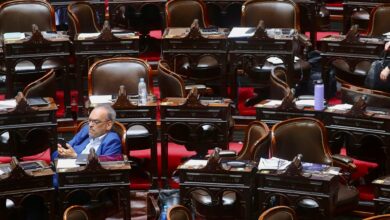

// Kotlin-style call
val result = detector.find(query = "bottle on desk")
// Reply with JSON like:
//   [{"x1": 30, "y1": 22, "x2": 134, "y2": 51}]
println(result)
[
  {"x1": 138, "y1": 78, "x2": 147, "y2": 105},
  {"x1": 314, "y1": 80, "x2": 324, "y2": 111}
]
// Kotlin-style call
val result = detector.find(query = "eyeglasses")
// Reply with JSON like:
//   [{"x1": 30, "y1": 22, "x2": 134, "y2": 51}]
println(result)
[{"x1": 88, "y1": 119, "x2": 109, "y2": 125}]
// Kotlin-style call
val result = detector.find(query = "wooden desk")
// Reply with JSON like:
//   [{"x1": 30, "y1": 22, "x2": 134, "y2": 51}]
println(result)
[
  {"x1": 56, "y1": 155, "x2": 131, "y2": 220},
  {"x1": 256, "y1": 100, "x2": 390, "y2": 172},
  {"x1": 229, "y1": 28, "x2": 299, "y2": 99},
  {"x1": 342, "y1": 0, "x2": 387, "y2": 34},
  {"x1": 2, "y1": 31, "x2": 70, "y2": 102},
  {"x1": 257, "y1": 168, "x2": 339, "y2": 219},
  {"x1": 0, "y1": 159, "x2": 55, "y2": 219},
  {"x1": 0, "y1": 97, "x2": 58, "y2": 158},
  {"x1": 160, "y1": 96, "x2": 233, "y2": 188},
  {"x1": 319, "y1": 35, "x2": 385, "y2": 97},
  {"x1": 74, "y1": 32, "x2": 139, "y2": 103},
  {"x1": 178, "y1": 158, "x2": 257, "y2": 219},
  {"x1": 162, "y1": 27, "x2": 229, "y2": 96},
  {"x1": 203, "y1": 0, "x2": 319, "y2": 45}
]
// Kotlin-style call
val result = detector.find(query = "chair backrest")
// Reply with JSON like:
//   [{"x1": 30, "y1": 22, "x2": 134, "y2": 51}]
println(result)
[
  {"x1": 158, "y1": 60, "x2": 186, "y2": 99},
  {"x1": 241, "y1": 0, "x2": 300, "y2": 31},
  {"x1": 167, "y1": 205, "x2": 192, "y2": 220},
  {"x1": 88, "y1": 57, "x2": 153, "y2": 96},
  {"x1": 341, "y1": 82, "x2": 390, "y2": 109},
  {"x1": 270, "y1": 66, "x2": 290, "y2": 100},
  {"x1": 236, "y1": 120, "x2": 270, "y2": 161},
  {"x1": 271, "y1": 117, "x2": 333, "y2": 165},
  {"x1": 367, "y1": 4, "x2": 390, "y2": 37},
  {"x1": 363, "y1": 214, "x2": 390, "y2": 220},
  {"x1": 63, "y1": 205, "x2": 91, "y2": 220},
  {"x1": 258, "y1": 206, "x2": 297, "y2": 220},
  {"x1": 23, "y1": 69, "x2": 56, "y2": 99},
  {"x1": 77, "y1": 120, "x2": 127, "y2": 154},
  {"x1": 67, "y1": 1, "x2": 100, "y2": 37},
  {"x1": 0, "y1": 0, "x2": 56, "y2": 35},
  {"x1": 165, "y1": 0, "x2": 209, "y2": 28}
]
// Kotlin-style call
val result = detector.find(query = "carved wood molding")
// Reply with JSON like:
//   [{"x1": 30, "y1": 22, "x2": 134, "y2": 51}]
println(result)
[
  {"x1": 251, "y1": 20, "x2": 270, "y2": 40},
  {"x1": 185, "y1": 19, "x2": 204, "y2": 40},
  {"x1": 112, "y1": 85, "x2": 137, "y2": 109},
  {"x1": 9, "y1": 92, "x2": 37, "y2": 114},
  {"x1": 96, "y1": 20, "x2": 121, "y2": 41},
  {"x1": 183, "y1": 88, "x2": 206, "y2": 108},
  {"x1": 25, "y1": 24, "x2": 51, "y2": 44}
]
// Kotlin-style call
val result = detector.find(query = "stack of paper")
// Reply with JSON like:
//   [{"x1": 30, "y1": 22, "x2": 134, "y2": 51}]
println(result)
[
  {"x1": 56, "y1": 159, "x2": 80, "y2": 169},
  {"x1": 3, "y1": 32, "x2": 25, "y2": 41},
  {"x1": 0, "y1": 99, "x2": 17, "y2": 110},
  {"x1": 258, "y1": 157, "x2": 291, "y2": 170},
  {"x1": 228, "y1": 27, "x2": 255, "y2": 38},
  {"x1": 89, "y1": 95, "x2": 112, "y2": 105}
]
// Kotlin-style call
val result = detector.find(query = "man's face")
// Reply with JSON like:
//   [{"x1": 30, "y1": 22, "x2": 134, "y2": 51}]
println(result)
[{"x1": 88, "y1": 107, "x2": 113, "y2": 138}]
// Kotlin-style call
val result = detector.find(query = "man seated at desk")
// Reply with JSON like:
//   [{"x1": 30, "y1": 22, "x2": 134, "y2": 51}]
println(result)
[
  {"x1": 53, "y1": 104, "x2": 121, "y2": 159},
  {"x1": 365, "y1": 41, "x2": 390, "y2": 92}
]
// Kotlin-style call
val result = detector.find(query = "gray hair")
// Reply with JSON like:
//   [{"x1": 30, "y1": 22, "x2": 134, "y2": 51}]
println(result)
[{"x1": 95, "y1": 104, "x2": 116, "y2": 121}]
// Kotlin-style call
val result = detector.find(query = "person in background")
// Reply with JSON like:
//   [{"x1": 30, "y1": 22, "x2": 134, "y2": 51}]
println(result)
[
  {"x1": 53, "y1": 104, "x2": 121, "y2": 159},
  {"x1": 365, "y1": 41, "x2": 390, "y2": 92}
]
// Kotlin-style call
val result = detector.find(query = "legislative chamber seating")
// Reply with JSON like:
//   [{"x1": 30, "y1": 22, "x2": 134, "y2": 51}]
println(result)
[{"x1": 240, "y1": 0, "x2": 312, "y2": 106}]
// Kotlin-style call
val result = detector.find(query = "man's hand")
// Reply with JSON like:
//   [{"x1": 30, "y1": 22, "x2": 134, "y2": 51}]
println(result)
[
  {"x1": 380, "y1": 66, "x2": 390, "y2": 81},
  {"x1": 57, "y1": 143, "x2": 77, "y2": 158},
  {"x1": 385, "y1": 41, "x2": 390, "y2": 51}
]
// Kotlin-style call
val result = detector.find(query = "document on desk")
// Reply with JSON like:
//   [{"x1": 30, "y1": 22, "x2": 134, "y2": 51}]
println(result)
[
  {"x1": 77, "y1": 33, "x2": 100, "y2": 40},
  {"x1": 180, "y1": 159, "x2": 208, "y2": 169},
  {"x1": 228, "y1": 27, "x2": 255, "y2": 38},
  {"x1": 0, "y1": 99, "x2": 16, "y2": 110},
  {"x1": 258, "y1": 157, "x2": 291, "y2": 170},
  {"x1": 327, "y1": 104, "x2": 352, "y2": 111},
  {"x1": 3, "y1": 32, "x2": 25, "y2": 41},
  {"x1": 257, "y1": 100, "x2": 282, "y2": 107},
  {"x1": 89, "y1": 95, "x2": 112, "y2": 105},
  {"x1": 57, "y1": 159, "x2": 80, "y2": 169},
  {"x1": 295, "y1": 99, "x2": 315, "y2": 107}
]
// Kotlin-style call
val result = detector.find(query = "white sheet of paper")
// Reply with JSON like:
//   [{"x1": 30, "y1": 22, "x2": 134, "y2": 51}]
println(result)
[
  {"x1": 263, "y1": 100, "x2": 282, "y2": 107},
  {"x1": 295, "y1": 99, "x2": 315, "y2": 107},
  {"x1": 266, "y1": 57, "x2": 284, "y2": 65},
  {"x1": 327, "y1": 104, "x2": 353, "y2": 111},
  {"x1": 89, "y1": 95, "x2": 112, "y2": 105},
  {"x1": 0, "y1": 99, "x2": 17, "y2": 110},
  {"x1": 258, "y1": 157, "x2": 291, "y2": 170},
  {"x1": 184, "y1": 159, "x2": 208, "y2": 167},
  {"x1": 228, "y1": 27, "x2": 255, "y2": 38},
  {"x1": 77, "y1": 33, "x2": 100, "y2": 40},
  {"x1": 56, "y1": 159, "x2": 80, "y2": 169},
  {"x1": 3, "y1": 32, "x2": 25, "y2": 40}
]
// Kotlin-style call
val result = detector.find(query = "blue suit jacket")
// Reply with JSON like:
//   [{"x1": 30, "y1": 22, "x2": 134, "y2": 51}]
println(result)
[{"x1": 52, "y1": 125, "x2": 122, "y2": 159}]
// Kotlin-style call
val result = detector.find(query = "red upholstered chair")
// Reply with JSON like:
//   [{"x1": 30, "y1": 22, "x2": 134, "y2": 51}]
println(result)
[
  {"x1": 271, "y1": 117, "x2": 359, "y2": 217},
  {"x1": 258, "y1": 206, "x2": 297, "y2": 220}
]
